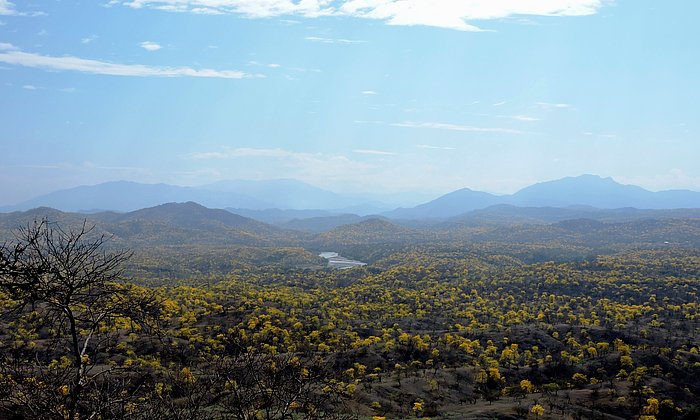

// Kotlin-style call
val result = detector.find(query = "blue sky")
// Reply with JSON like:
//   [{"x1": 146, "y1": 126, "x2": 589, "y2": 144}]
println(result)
[{"x1": 0, "y1": 0, "x2": 698, "y2": 205}]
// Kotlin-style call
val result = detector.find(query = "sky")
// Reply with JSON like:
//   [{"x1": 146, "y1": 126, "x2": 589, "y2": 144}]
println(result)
[{"x1": 0, "y1": 0, "x2": 698, "y2": 205}]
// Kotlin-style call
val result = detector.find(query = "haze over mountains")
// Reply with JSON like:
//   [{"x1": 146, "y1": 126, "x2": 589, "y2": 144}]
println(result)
[
  {"x1": 0, "y1": 175, "x2": 700, "y2": 225},
  {"x1": 384, "y1": 175, "x2": 700, "y2": 219},
  {"x1": 4, "y1": 175, "x2": 700, "y2": 222},
  {"x1": 2, "y1": 174, "x2": 700, "y2": 268},
  {"x1": 2, "y1": 200, "x2": 700, "y2": 261}
]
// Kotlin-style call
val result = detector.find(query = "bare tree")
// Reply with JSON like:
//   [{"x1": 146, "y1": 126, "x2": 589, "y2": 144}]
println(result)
[{"x1": 0, "y1": 219, "x2": 134, "y2": 419}]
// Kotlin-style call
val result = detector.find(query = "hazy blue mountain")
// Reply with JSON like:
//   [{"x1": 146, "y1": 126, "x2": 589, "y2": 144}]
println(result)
[
  {"x1": 446, "y1": 205, "x2": 597, "y2": 225},
  {"x1": 344, "y1": 191, "x2": 442, "y2": 209},
  {"x1": 382, "y1": 188, "x2": 503, "y2": 219},
  {"x1": 3, "y1": 181, "x2": 272, "y2": 213},
  {"x1": 6, "y1": 175, "x2": 700, "y2": 218},
  {"x1": 383, "y1": 175, "x2": 700, "y2": 220},
  {"x1": 508, "y1": 174, "x2": 700, "y2": 209},
  {"x1": 201, "y1": 179, "x2": 357, "y2": 210},
  {"x1": 227, "y1": 208, "x2": 342, "y2": 224},
  {"x1": 447, "y1": 204, "x2": 700, "y2": 226},
  {"x1": 507, "y1": 174, "x2": 700, "y2": 211},
  {"x1": 3, "y1": 179, "x2": 392, "y2": 213}
]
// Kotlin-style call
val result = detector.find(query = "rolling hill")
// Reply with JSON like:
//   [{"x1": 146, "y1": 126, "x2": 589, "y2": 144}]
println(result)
[{"x1": 0, "y1": 202, "x2": 304, "y2": 249}]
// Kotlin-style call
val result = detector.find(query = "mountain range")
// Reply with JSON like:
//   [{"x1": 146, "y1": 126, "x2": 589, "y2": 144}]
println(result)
[
  {"x1": 384, "y1": 175, "x2": 700, "y2": 219},
  {"x1": 1, "y1": 179, "x2": 400, "y2": 215},
  {"x1": 3, "y1": 175, "x2": 700, "y2": 220},
  {"x1": 2, "y1": 201, "x2": 699, "y2": 263}
]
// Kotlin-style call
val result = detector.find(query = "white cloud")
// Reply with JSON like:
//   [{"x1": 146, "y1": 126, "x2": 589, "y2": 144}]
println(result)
[
  {"x1": 123, "y1": 0, "x2": 334, "y2": 17},
  {"x1": 361, "y1": 90, "x2": 377, "y2": 95},
  {"x1": 0, "y1": 0, "x2": 16, "y2": 15},
  {"x1": 248, "y1": 61, "x2": 283, "y2": 69},
  {"x1": 304, "y1": 36, "x2": 365, "y2": 44},
  {"x1": 0, "y1": 42, "x2": 16, "y2": 50},
  {"x1": 140, "y1": 41, "x2": 162, "y2": 51},
  {"x1": 185, "y1": 147, "x2": 375, "y2": 182},
  {"x1": 393, "y1": 121, "x2": 523, "y2": 134},
  {"x1": 0, "y1": 0, "x2": 45, "y2": 16},
  {"x1": 512, "y1": 115, "x2": 540, "y2": 121},
  {"x1": 492, "y1": 101, "x2": 507, "y2": 106},
  {"x1": 535, "y1": 101, "x2": 571, "y2": 109},
  {"x1": 0, "y1": 45, "x2": 251, "y2": 79},
  {"x1": 113, "y1": 0, "x2": 607, "y2": 31},
  {"x1": 22, "y1": 84, "x2": 37, "y2": 90},
  {"x1": 81, "y1": 35, "x2": 99, "y2": 44},
  {"x1": 189, "y1": 148, "x2": 298, "y2": 159},
  {"x1": 416, "y1": 144, "x2": 456, "y2": 150},
  {"x1": 353, "y1": 149, "x2": 395, "y2": 155},
  {"x1": 486, "y1": 113, "x2": 541, "y2": 121},
  {"x1": 353, "y1": 119, "x2": 385, "y2": 124}
]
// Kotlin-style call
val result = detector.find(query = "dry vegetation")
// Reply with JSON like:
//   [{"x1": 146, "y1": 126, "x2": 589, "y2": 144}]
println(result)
[{"x1": 1, "y1": 217, "x2": 699, "y2": 419}]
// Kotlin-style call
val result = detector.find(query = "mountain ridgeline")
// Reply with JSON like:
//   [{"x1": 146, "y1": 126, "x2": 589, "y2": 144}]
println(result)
[
  {"x1": 1, "y1": 200, "x2": 700, "y2": 270},
  {"x1": 385, "y1": 175, "x2": 700, "y2": 219},
  {"x1": 1, "y1": 174, "x2": 699, "y2": 260},
  {"x1": 4, "y1": 175, "x2": 700, "y2": 220}
]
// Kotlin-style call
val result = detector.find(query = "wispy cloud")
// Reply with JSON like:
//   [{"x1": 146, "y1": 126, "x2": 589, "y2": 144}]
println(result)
[
  {"x1": 393, "y1": 121, "x2": 524, "y2": 134},
  {"x1": 304, "y1": 36, "x2": 365, "y2": 44},
  {"x1": 22, "y1": 84, "x2": 37, "y2": 90},
  {"x1": 189, "y1": 148, "x2": 299, "y2": 159},
  {"x1": 248, "y1": 60, "x2": 282, "y2": 69},
  {"x1": 353, "y1": 149, "x2": 395, "y2": 156},
  {"x1": 353, "y1": 120, "x2": 385, "y2": 125},
  {"x1": 0, "y1": 0, "x2": 43, "y2": 16},
  {"x1": 584, "y1": 131, "x2": 618, "y2": 139},
  {"x1": 512, "y1": 115, "x2": 540, "y2": 121},
  {"x1": 416, "y1": 144, "x2": 456, "y2": 150},
  {"x1": 114, "y1": 0, "x2": 606, "y2": 31},
  {"x1": 361, "y1": 90, "x2": 377, "y2": 95},
  {"x1": 81, "y1": 35, "x2": 98, "y2": 44},
  {"x1": 483, "y1": 113, "x2": 541, "y2": 122},
  {"x1": 535, "y1": 101, "x2": 571, "y2": 109},
  {"x1": 140, "y1": 41, "x2": 162, "y2": 51},
  {"x1": 492, "y1": 101, "x2": 507, "y2": 107},
  {"x1": 185, "y1": 147, "x2": 375, "y2": 181},
  {"x1": 0, "y1": 44, "x2": 253, "y2": 79}
]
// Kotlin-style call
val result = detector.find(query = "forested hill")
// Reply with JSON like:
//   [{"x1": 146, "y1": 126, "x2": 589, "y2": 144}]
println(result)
[
  {"x1": 0, "y1": 202, "x2": 304, "y2": 248},
  {"x1": 6, "y1": 202, "x2": 697, "y2": 274}
]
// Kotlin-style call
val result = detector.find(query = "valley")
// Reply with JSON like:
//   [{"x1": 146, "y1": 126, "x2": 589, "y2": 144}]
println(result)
[{"x1": 1, "y1": 195, "x2": 699, "y2": 419}]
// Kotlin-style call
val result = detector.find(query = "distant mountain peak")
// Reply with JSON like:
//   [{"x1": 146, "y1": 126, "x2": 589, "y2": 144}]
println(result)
[{"x1": 382, "y1": 175, "x2": 700, "y2": 220}]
